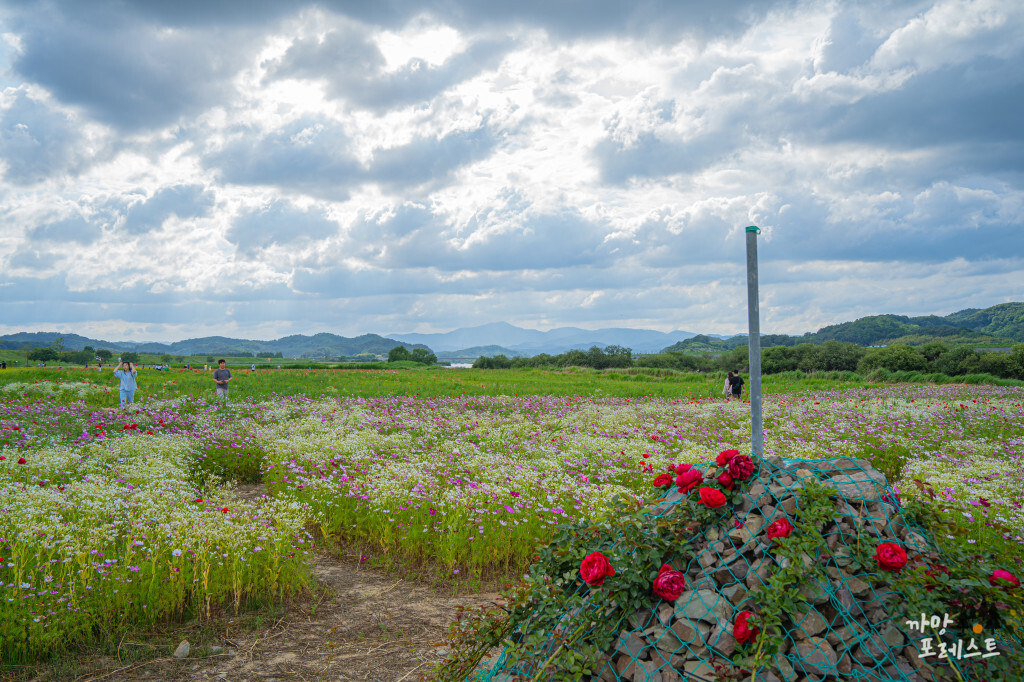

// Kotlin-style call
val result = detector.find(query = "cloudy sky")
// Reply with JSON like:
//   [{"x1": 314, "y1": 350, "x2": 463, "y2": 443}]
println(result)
[{"x1": 1, "y1": 0, "x2": 1022, "y2": 342}]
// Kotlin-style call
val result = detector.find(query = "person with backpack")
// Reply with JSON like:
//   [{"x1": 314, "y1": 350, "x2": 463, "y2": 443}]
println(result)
[{"x1": 729, "y1": 369, "x2": 744, "y2": 400}]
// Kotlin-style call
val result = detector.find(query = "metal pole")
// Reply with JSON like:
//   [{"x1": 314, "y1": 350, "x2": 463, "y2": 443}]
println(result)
[{"x1": 745, "y1": 226, "x2": 763, "y2": 457}]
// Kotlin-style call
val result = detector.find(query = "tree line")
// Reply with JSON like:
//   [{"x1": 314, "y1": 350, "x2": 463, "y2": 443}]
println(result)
[{"x1": 473, "y1": 341, "x2": 1024, "y2": 381}]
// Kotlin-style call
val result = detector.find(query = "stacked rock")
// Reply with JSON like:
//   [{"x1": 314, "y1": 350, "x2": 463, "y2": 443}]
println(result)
[{"x1": 587, "y1": 456, "x2": 973, "y2": 682}]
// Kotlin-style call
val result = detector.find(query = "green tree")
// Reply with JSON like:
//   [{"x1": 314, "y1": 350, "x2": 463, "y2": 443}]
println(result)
[
  {"x1": 121, "y1": 351, "x2": 141, "y2": 364},
  {"x1": 1009, "y1": 344, "x2": 1024, "y2": 380},
  {"x1": 817, "y1": 340, "x2": 865, "y2": 372},
  {"x1": 919, "y1": 341, "x2": 950, "y2": 362},
  {"x1": 762, "y1": 346, "x2": 797, "y2": 374},
  {"x1": 934, "y1": 346, "x2": 981, "y2": 376},
  {"x1": 96, "y1": 349, "x2": 113, "y2": 362},
  {"x1": 410, "y1": 348, "x2": 437, "y2": 365},
  {"x1": 978, "y1": 351, "x2": 1013, "y2": 378},
  {"x1": 857, "y1": 344, "x2": 927, "y2": 373},
  {"x1": 27, "y1": 347, "x2": 59, "y2": 362},
  {"x1": 388, "y1": 345, "x2": 412, "y2": 363},
  {"x1": 160, "y1": 354, "x2": 172, "y2": 363},
  {"x1": 83, "y1": 345, "x2": 95, "y2": 354}
]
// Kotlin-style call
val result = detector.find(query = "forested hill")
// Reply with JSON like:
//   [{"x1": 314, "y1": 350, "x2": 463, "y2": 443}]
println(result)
[
  {"x1": 663, "y1": 302, "x2": 1023, "y2": 352},
  {"x1": 0, "y1": 332, "x2": 430, "y2": 358}
]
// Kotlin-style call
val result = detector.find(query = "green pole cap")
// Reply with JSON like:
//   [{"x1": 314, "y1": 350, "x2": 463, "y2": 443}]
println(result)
[{"x1": 745, "y1": 225, "x2": 761, "y2": 234}]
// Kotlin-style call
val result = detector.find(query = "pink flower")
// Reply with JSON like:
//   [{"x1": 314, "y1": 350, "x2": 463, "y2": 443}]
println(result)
[
  {"x1": 766, "y1": 518, "x2": 793, "y2": 540},
  {"x1": 990, "y1": 569, "x2": 1020, "y2": 589},
  {"x1": 698, "y1": 486, "x2": 727, "y2": 509},
  {"x1": 580, "y1": 552, "x2": 615, "y2": 586},
  {"x1": 716, "y1": 449, "x2": 739, "y2": 467},
  {"x1": 652, "y1": 563, "x2": 686, "y2": 601},
  {"x1": 726, "y1": 454, "x2": 755, "y2": 481}
]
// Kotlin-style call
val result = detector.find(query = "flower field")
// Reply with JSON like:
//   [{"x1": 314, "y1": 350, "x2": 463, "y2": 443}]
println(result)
[{"x1": 1, "y1": 372, "x2": 1022, "y2": 666}]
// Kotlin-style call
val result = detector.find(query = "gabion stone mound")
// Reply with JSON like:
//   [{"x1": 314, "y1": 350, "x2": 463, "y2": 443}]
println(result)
[{"x1": 484, "y1": 456, "x2": 1014, "y2": 682}]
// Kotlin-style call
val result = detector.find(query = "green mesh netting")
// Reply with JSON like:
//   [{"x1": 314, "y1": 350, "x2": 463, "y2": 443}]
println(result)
[{"x1": 477, "y1": 456, "x2": 1020, "y2": 682}]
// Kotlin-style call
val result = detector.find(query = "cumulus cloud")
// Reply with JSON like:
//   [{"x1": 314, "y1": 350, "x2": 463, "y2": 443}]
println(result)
[{"x1": 1, "y1": 0, "x2": 1022, "y2": 340}]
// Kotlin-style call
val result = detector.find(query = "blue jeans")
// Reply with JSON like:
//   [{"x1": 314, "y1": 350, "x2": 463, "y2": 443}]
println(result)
[{"x1": 119, "y1": 389, "x2": 135, "y2": 405}]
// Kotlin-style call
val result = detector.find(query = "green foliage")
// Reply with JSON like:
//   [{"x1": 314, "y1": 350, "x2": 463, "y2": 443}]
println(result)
[
  {"x1": 858, "y1": 344, "x2": 928, "y2": 373},
  {"x1": 388, "y1": 345, "x2": 412, "y2": 362},
  {"x1": 27, "y1": 347, "x2": 59, "y2": 362},
  {"x1": 95, "y1": 349, "x2": 113, "y2": 361},
  {"x1": 120, "y1": 351, "x2": 141, "y2": 364}
]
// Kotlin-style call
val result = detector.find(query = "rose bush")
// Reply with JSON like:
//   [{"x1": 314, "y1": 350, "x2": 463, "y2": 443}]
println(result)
[
  {"x1": 580, "y1": 551, "x2": 615, "y2": 586},
  {"x1": 652, "y1": 563, "x2": 687, "y2": 602},
  {"x1": 874, "y1": 542, "x2": 908, "y2": 572}
]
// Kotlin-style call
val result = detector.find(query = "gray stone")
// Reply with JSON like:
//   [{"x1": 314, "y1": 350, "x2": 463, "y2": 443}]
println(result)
[
  {"x1": 682, "y1": 660, "x2": 716, "y2": 678},
  {"x1": 881, "y1": 623, "x2": 906, "y2": 649},
  {"x1": 721, "y1": 582, "x2": 749, "y2": 606},
  {"x1": 796, "y1": 609, "x2": 828, "y2": 637},
  {"x1": 708, "y1": 624, "x2": 736, "y2": 657},
  {"x1": 845, "y1": 576, "x2": 870, "y2": 597},
  {"x1": 676, "y1": 589, "x2": 731, "y2": 626},
  {"x1": 614, "y1": 632, "x2": 647, "y2": 660},
  {"x1": 209, "y1": 646, "x2": 224, "y2": 655},
  {"x1": 794, "y1": 637, "x2": 838, "y2": 675},
  {"x1": 774, "y1": 654, "x2": 797, "y2": 681},
  {"x1": 172, "y1": 641, "x2": 190, "y2": 659},
  {"x1": 669, "y1": 618, "x2": 700, "y2": 645},
  {"x1": 826, "y1": 474, "x2": 883, "y2": 501},
  {"x1": 657, "y1": 603, "x2": 673, "y2": 625},
  {"x1": 633, "y1": 659, "x2": 662, "y2": 682},
  {"x1": 798, "y1": 581, "x2": 829, "y2": 607}
]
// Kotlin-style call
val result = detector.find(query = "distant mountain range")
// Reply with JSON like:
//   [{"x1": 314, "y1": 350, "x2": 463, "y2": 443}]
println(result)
[
  {"x1": 1, "y1": 302, "x2": 1019, "y2": 360},
  {"x1": 0, "y1": 332, "x2": 430, "y2": 359},
  {"x1": 386, "y1": 321, "x2": 715, "y2": 355}
]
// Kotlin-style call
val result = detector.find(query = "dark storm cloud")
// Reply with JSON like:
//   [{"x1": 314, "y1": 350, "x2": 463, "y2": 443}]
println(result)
[
  {"x1": 345, "y1": 202, "x2": 634, "y2": 271},
  {"x1": 226, "y1": 201, "x2": 339, "y2": 254},
  {"x1": 268, "y1": 28, "x2": 513, "y2": 111},
  {"x1": 206, "y1": 116, "x2": 499, "y2": 196},
  {"x1": 6, "y1": 3, "x2": 252, "y2": 131},
  {"x1": 121, "y1": 185, "x2": 216, "y2": 234},
  {"x1": 207, "y1": 117, "x2": 361, "y2": 199},
  {"x1": 29, "y1": 216, "x2": 102, "y2": 244},
  {"x1": 0, "y1": 91, "x2": 90, "y2": 184}
]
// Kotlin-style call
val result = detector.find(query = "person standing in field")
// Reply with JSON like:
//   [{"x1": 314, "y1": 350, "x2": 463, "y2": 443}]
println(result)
[
  {"x1": 113, "y1": 360, "x2": 138, "y2": 407},
  {"x1": 213, "y1": 359, "x2": 232, "y2": 401},
  {"x1": 723, "y1": 371, "x2": 732, "y2": 400},
  {"x1": 729, "y1": 369, "x2": 744, "y2": 400}
]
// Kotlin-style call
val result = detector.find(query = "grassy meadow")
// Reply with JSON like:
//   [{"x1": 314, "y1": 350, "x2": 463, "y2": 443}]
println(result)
[{"x1": 0, "y1": 365, "x2": 1022, "y2": 667}]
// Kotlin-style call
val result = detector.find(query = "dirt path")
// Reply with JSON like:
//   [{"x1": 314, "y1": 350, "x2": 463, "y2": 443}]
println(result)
[
  {"x1": 67, "y1": 552, "x2": 502, "y2": 682},
  {"x1": 27, "y1": 485, "x2": 506, "y2": 682}
]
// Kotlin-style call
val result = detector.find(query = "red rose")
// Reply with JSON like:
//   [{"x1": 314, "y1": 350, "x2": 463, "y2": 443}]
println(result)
[
  {"x1": 716, "y1": 449, "x2": 739, "y2": 467},
  {"x1": 874, "y1": 542, "x2": 907, "y2": 572},
  {"x1": 676, "y1": 469, "x2": 703, "y2": 493},
  {"x1": 717, "y1": 472, "x2": 734, "y2": 491},
  {"x1": 652, "y1": 563, "x2": 687, "y2": 601},
  {"x1": 698, "y1": 486, "x2": 727, "y2": 509},
  {"x1": 17, "y1": 458, "x2": 27, "y2": 465},
  {"x1": 675, "y1": 462, "x2": 693, "y2": 475},
  {"x1": 726, "y1": 454, "x2": 755, "y2": 481},
  {"x1": 580, "y1": 551, "x2": 615, "y2": 586},
  {"x1": 653, "y1": 473, "x2": 674, "y2": 488},
  {"x1": 766, "y1": 518, "x2": 793, "y2": 540},
  {"x1": 734, "y1": 610, "x2": 759, "y2": 645},
  {"x1": 990, "y1": 569, "x2": 1020, "y2": 589}
]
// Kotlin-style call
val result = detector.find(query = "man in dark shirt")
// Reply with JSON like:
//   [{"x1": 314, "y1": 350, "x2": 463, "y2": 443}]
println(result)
[
  {"x1": 729, "y1": 369, "x2": 744, "y2": 400},
  {"x1": 213, "y1": 359, "x2": 232, "y2": 402}
]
